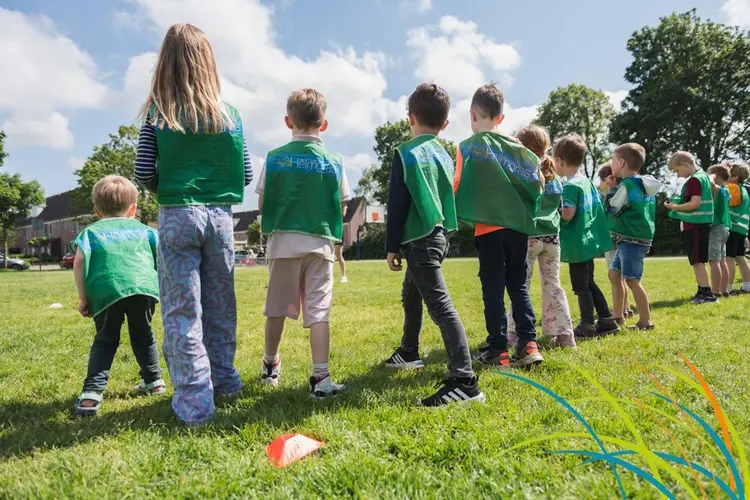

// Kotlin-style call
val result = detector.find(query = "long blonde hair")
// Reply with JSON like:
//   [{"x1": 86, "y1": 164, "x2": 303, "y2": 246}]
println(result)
[
  {"x1": 517, "y1": 125, "x2": 554, "y2": 181},
  {"x1": 138, "y1": 24, "x2": 233, "y2": 134}
]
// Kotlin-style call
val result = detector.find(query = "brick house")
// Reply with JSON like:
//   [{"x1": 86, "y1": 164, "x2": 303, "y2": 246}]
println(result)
[{"x1": 13, "y1": 190, "x2": 91, "y2": 259}]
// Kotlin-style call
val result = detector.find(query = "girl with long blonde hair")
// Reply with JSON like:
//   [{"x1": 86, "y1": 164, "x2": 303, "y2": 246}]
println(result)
[{"x1": 134, "y1": 24, "x2": 253, "y2": 426}]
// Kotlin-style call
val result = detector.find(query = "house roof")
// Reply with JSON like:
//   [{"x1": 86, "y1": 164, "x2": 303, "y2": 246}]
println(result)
[
  {"x1": 233, "y1": 210, "x2": 260, "y2": 232},
  {"x1": 16, "y1": 190, "x2": 89, "y2": 226},
  {"x1": 344, "y1": 197, "x2": 365, "y2": 223}
]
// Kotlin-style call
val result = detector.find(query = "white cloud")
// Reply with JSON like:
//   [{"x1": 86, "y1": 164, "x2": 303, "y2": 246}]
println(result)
[
  {"x1": 0, "y1": 8, "x2": 108, "y2": 148},
  {"x1": 2, "y1": 112, "x2": 74, "y2": 149},
  {"x1": 604, "y1": 90, "x2": 628, "y2": 111},
  {"x1": 343, "y1": 153, "x2": 376, "y2": 173},
  {"x1": 723, "y1": 0, "x2": 750, "y2": 27},
  {"x1": 69, "y1": 156, "x2": 86, "y2": 172},
  {"x1": 121, "y1": 0, "x2": 403, "y2": 148},
  {"x1": 400, "y1": 0, "x2": 433, "y2": 13},
  {"x1": 406, "y1": 16, "x2": 521, "y2": 99}
]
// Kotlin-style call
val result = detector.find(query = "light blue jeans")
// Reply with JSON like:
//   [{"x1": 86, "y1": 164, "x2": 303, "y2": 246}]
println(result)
[{"x1": 159, "y1": 206, "x2": 242, "y2": 426}]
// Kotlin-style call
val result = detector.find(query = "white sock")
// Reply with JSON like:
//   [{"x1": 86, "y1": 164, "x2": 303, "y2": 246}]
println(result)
[
  {"x1": 312, "y1": 363, "x2": 329, "y2": 380},
  {"x1": 727, "y1": 284, "x2": 734, "y2": 293},
  {"x1": 743, "y1": 282, "x2": 750, "y2": 292},
  {"x1": 263, "y1": 354, "x2": 280, "y2": 365}
]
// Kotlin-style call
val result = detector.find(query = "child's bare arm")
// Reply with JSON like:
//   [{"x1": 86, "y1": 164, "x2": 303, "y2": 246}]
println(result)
[
  {"x1": 666, "y1": 195, "x2": 701, "y2": 212},
  {"x1": 561, "y1": 206, "x2": 576, "y2": 221},
  {"x1": 73, "y1": 248, "x2": 90, "y2": 317},
  {"x1": 258, "y1": 195, "x2": 264, "y2": 214}
]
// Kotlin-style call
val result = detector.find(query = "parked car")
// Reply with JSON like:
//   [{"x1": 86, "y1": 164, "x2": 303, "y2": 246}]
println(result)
[
  {"x1": 60, "y1": 252, "x2": 76, "y2": 269},
  {"x1": 0, "y1": 252, "x2": 29, "y2": 271}
]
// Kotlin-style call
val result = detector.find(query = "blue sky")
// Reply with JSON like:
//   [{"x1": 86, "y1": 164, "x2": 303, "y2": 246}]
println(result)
[{"x1": 0, "y1": 0, "x2": 744, "y2": 211}]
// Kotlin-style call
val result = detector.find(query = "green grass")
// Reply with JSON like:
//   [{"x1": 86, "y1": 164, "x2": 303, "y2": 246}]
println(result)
[{"x1": 1, "y1": 258, "x2": 749, "y2": 498}]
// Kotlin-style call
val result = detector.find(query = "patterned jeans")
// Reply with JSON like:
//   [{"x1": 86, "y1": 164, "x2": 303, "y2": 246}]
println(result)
[
  {"x1": 158, "y1": 206, "x2": 242, "y2": 426},
  {"x1": 508, "y1": 238, "x2": 575, "y2": 343}
]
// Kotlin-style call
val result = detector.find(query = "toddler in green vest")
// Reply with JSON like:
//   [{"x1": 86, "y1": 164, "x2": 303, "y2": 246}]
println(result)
[
  {"x1": 257, "y1": 89, "x2": 352, "y2": 399},
  {"x1": 706, "y1": 164, "x2": 733, "y2": 297},
  {"x1": 555, "y1": 135, "x2": 619, "y2": 338},
  {"x1": 73, "y1": 176, "x2": 164, "y2": 417},
  {"x1": 383, "y1": 83, "x2": 485, "y2": 407},
  {"x1": 606, "y1": 143, "x2": 661, "y2": 330},
  {"x1": 665, "y1": 152, "x2": 717, "y2": 304},
  {"x1": 724, "y1": 163, "x2": 750, "y2": 294},
  {"x1": 597, "y1": 163, "x2": 633, "y2": 319}
]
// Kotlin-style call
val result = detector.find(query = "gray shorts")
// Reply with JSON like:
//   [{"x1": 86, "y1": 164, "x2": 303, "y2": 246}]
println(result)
[{"x1": 709, "y1": 224, "x2": 730, "y2": 261}]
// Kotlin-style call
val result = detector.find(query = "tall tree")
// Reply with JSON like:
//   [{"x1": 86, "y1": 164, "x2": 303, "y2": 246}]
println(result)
[
  {"x1": 0, "y1": 130, "x2": 8, "y2": 167},
  {"x1": 73, "y1": 125, "x2": 158, "y2": 223},
  {"x1": 534, "y1": 84, "x2": 617, "y2": 179},
  {"x1": 611, "y1": 10, "x2": 750, "y2": 173},
  {"x1": 0, "y1": 173, "x2": 45, "y2": 266},
  {"x1": 356, "y1": 119, "x2": 457, "y2": 205}
]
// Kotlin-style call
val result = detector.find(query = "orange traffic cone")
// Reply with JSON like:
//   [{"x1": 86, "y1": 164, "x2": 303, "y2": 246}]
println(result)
[{"x1": 266, "y1": 434, "x2": 324, "y2": 468}]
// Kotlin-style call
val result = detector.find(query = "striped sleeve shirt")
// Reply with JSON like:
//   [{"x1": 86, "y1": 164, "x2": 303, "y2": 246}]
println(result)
[{"x1": 133, "y1": 123, "x2": 254, "y2": 193}]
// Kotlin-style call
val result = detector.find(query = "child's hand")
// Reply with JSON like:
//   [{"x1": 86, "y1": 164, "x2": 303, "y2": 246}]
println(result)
[
  {"x1": 664, "y1": 201, "x2": 675, "y2": 210},
  {"x1": 78, "y1": 298, "x2": 91, "y2": 318},
  {"x1": 387, "y1": 252, "x2": 402, "y2": 272}
]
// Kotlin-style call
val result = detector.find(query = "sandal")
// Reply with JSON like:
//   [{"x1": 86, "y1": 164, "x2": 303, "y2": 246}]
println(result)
[
  {"x1": 628, "y1": 322, "x2": 655, "y2": 331},
  {"x1": 75, "y1": 391, "x2": 103, "y2": 417},
  {"x1": 134, "y1": 379, "x2": 167, "y2": 396},
  {"x1": 612, "y1": 317, "x2": 625, "y2": 326}
]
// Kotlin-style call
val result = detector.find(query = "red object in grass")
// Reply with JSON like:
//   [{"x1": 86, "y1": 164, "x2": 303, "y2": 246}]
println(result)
[{"x1": 266, "y1": 434, "x2": 323, "y2": 468}]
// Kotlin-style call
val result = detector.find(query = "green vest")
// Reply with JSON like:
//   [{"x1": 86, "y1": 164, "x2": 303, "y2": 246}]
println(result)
[
  {"x1": 454, "y1": 132, "x2": 542, "y2": 235},
  {"x1": 608, "y1": 176, "x2": 656, "y2": 242},
  {"x1": 714, "y1": 185, "x2": 732, "y2": 228},
  {"x1": 397, "y1": 135, "x2": 458, "y2": 244},
  {"x1": 729, "y1": 184, "x2": 750, "y2": 236},
  {"x1": 76, "y1": 218, "x2": 159, "y2": 318},
  {"x1": 261, "y1": 140, "x2": 343, "y2": 242},
  {"x1": 155, "y1": 104, "x2": 245, "y2": 206},
  {"x1": 669, "y1": 169, "x2": 714, "y2": 224},
  {"x1": 530, "y1": 176, "x2": 563, "y2": 237},
  {"x1": 560, "y1": 175, "x2": 613, "y2": 263}
]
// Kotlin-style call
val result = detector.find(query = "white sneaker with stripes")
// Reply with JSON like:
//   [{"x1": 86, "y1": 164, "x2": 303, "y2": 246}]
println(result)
[
  {"x1": 384, "y1": 348, "x2": 425, "y2": 370},
  {"x1": 420, "y1": 376, "x2": 486, "y2": 407}
]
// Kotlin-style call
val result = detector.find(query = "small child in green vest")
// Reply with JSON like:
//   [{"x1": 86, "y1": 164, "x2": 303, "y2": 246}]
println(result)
[
  {"x1": 706, "y1": 164, "x2": 732, "y2": 297},
  {"x1": 606, "y1": 143, "x2": 661, "y2": 330},
  {"x1": 555, "y1": 135, "x2": 619, "y2": 338},
  {"x1": 256, "y1": 88, "x2": 352, "y2": 399},
  {"x1": 383, "y1": 83, "x2": 485, "y2": 407},
  {"x1": 725, "y1": 163, "x2": 750, "y2": 294},
  {"x1": 73, "y1": 176, "x2": 165, "y2": 417},
  {"x1": 664, "y1": 152, "x2": 716, "y2": 304}
]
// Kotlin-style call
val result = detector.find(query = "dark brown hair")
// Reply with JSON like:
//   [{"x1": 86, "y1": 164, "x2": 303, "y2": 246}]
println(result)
[
  {"x1": 287, "y1": 88, "x2": 327, "y2": 130},
  {"x1": 407, "y1": 83, "x2": 450, "y2": 129},
  {"x1": 553, "y1": 134, "x2": 586, "y2": 167},
  {"x1": 92, "y1": 175, "x2": 138, "y2": 216},
  {"x1": 517, "y1": 125, "x2": 553, "y2": 181},
  {"x1": 471, "y1": 84, "x2": 504, "y2": 120},
  {"x1": 707, "y1": 164, "x2": 730, "y2": 181},
  {"x1": 598, "y1": 163, "x2": 613, "y2": 181},
  {"x1": 614, "y1": 143, "x2": 646, "y2": 172}
]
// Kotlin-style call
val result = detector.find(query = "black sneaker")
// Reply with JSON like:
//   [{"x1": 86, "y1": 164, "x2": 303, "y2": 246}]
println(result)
[
  {"x1": 722, "y1": 292, "x2": 731, "y2": 298},
  {"x1": 596, "y1": 318, "x2": 621, "y2": 335},
  {"x1": 691, "y1": 293, "x2": 718, "y2": 304},
  {"x1": 574, "y1": 323, "x2": 600, "y2": 338},
  {"x1": 420, "y1": 376, "x2": 486, "y2": 407},
  {"x1": 384, "y1": 348, "x2": 425, "y2": 370},
  {"x1": 473, "y1": 347, "x2": 511, "y2": 367}
]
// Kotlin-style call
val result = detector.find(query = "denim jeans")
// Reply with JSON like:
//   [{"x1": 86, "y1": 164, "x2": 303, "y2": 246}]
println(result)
[
  {"x1": 399, "y1": 228, "x2": 474, "y2": 379},
  {"x1": 475, "y1": 229, "x2": 537, "y2": 351},
  {"x1": 82, "y1": 295, "x2": 162, "y2": 393},
  {"x1": 159, "y1": 205, "x2": 242, "y2": 426},
  {"x1": 569, "y1": 259, "x2": 611, "y2": 325},
  {"x1": 610, "y1": 242, "x2": 649, "y2": 280}
]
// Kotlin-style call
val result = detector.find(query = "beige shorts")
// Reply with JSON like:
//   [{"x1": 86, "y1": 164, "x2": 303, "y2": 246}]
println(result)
[{"x1": 265, "y1": 255, "x2": 334, "y2": 327}]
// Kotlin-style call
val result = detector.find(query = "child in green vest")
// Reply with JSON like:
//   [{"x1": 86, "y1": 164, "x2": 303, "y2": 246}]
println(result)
[
  {"x1": 664, "y1": 152, "x2": 716, "y2": 304},
  {"x1": 453, "y1": 85, "x2": 545, "y2": 366},
  {"x1": 506, "y1": 125, "x2": 576, "y2": 349},
  {"x1": 73, "y1": 176, "x2": 164, "y2": 417},
  {"x1": 134, "y1": 24, "x2": 253, "y2": 426},
  {"x1": 706, "y1": 164, "x2": 732, "y2": 297},
  {"x1": 597, "y1": 163, "x2": 633, "y2": 320},
  {"x1": 606, "y1": 143, "x2": 661, "y2": 330},
  {"x1": 555, "y1": 135, "x2": 619, "y2": 338},
  {"x1": 257, "y1": 88, "x2": 352, "y2": 399},
  {"x1": 725, "y1": 163, "x2": 750, "y2": 294},
  {"x1": 383, "y1": 83, "x2": 485, "y2": 407}
]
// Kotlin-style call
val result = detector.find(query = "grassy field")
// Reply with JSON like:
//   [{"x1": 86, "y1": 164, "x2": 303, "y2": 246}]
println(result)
[{"x1": 1, "y1": 258, "x2": 749, "y2": 498}]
